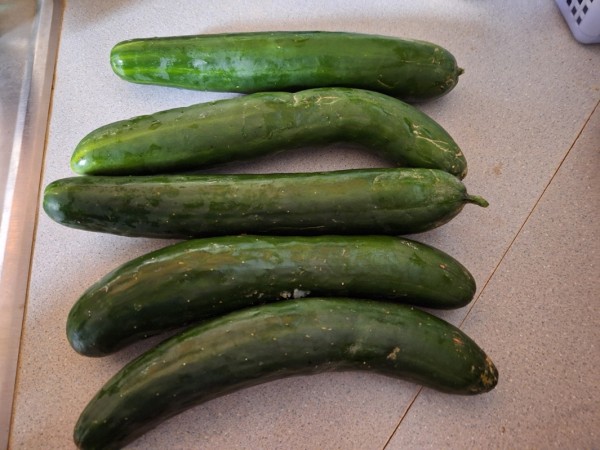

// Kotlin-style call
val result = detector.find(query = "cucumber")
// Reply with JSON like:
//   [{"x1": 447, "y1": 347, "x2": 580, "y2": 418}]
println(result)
[
  {"x1": 70, "y1": 88, "x2": 467, "y2": 178},
  {"x1": 110, "y1": 31, "x2": 463, "y2": 102},
  {"x1": 43, "y1": 168, "x2": 488, "y2": 239},
  {"x1": 73, "y1": 298, "x2": 498, "y2": 450},
  {"x1": 67, "y1": 235, "x2": 477, "y2": 357}
]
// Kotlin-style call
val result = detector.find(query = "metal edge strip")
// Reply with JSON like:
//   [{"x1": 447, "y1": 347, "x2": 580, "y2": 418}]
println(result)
[{"x1": 0, "y1": 1, "x2": 64, "y2": 448}]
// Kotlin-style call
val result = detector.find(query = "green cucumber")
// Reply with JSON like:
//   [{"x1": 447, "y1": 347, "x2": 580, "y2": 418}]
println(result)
[
  {"x1": 67, "y1": 235, "x2": 477, "y2": 357},
  {"x1": 43, "y1": 168, "x2": 488, "y2": 239},
  {"x1": 70, "y1": 88, "x2": 467, "y2": 178},
  {"x1": 110, "y1": 31, "x2": 463, "y2": 102},
  {"x1": 73, "y1": 298, "x2": 498, "y2": 450}
]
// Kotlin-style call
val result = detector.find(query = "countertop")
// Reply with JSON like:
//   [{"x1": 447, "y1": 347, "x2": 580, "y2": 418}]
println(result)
[{"x1": 8, "y1": 1, "x2": 600, "y2": 448}]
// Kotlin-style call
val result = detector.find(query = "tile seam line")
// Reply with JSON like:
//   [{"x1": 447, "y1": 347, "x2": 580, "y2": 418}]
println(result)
[
  {"x1": 458, "y1": 96, "x2": 600, "y2": 329},
  {"x1": 380, "y1": 97, "x2": 600, "y2": 450}
]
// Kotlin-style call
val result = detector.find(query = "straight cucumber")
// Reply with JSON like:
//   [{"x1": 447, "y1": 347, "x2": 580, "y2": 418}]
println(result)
[
  {"x1": 67, "y1": 235, "x2": 477, "y2": 357},
  {"x1": 70, "y1": 88, "x2": 467, "y2": 178},
  {"x1": 43, "y1": 168, "x2": 488, "y2": 239},
  {"x1": 110, "y1": 31, "x2": 463, "y2": 102},
  {"x1": 73, "y1": 298, "x2": 498, "y2": 450}
]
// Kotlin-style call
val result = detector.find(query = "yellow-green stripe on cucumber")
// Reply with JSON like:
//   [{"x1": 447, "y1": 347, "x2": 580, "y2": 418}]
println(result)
[
  {"x1": 73, "y1": 298, "x2": 498, "y2": 450},
  {"x1": 70, "y1": 88, "x2": 467, "y2": 178},
  {"x1": 110, "y1": 31, "x2": 463, "y2": 102},
  {"x1": 43, "y1": 168, "x2": 488, "y2": 239},
  {"x1": 67, "y1": 235, "x2": 477, "y2": 357}
]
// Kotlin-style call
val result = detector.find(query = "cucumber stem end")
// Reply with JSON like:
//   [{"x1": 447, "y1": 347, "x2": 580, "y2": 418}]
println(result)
[{"x1": 466, "y1": 195, "x2": 489, "y2": 208}]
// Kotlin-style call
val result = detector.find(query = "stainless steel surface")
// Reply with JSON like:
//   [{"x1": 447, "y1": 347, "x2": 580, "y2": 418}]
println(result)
[
  {"x1": 0, "y1": 1, "x2": 62, "y2": 447},
  {"x1": 0, "y1": 0, "x2": 35, "y2": 213}
]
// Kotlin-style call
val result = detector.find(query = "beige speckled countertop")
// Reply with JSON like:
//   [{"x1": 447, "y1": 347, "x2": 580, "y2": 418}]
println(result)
[{"x1": 8, "y1": 1, "x2": 600, "y2": 448}]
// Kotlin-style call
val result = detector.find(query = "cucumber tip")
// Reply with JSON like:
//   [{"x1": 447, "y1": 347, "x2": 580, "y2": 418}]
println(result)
[{"x1": 467, "y1": 195, "x2": 489, "y2": 208}]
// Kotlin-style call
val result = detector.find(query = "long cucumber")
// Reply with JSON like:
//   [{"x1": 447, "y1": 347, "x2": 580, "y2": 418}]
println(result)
[
  {"x1": 67, "y1": 235, "x2": 477, "y2": 356},
  {"x1": 73, "y1": 298, "x2": 498, "y2": 450},
  {"x1": 110, "y1": 31, "x2": 463, "y2": 102},
  {"x1": 70, "y1": 88, "x2": 467, "y2": 178},
  {"x1": 43, "y1": 168, "x2": 488, "y2": 239}
]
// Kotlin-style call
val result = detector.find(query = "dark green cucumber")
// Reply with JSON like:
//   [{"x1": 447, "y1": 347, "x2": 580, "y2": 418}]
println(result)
[
  {"x1": 43, "y1": 168, "x2": 488, "y2": 239},
  {"x1": 67, "y1": 235, "x2": 477, "y2": 356},
  {"x1": 73, "y1": 298, "x2": 498, "y2": 450},
  {"x1": 70, "y1": 88, "x2": 467, "y2": 178},
  {"x1": 110, "y1": 31, "x2": 463, "y2": 102}
]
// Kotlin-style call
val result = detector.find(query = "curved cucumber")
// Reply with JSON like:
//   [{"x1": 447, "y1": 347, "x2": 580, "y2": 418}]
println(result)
[
  {"x1": 110, "y1": 31, "x2": 463, "y2": 102},
  {"x1": 70, "y1": 88, "x2": 467, "y2": 178},
  {"x1": 67, "y1": 235, "x2": 477, "y2": 356},
  {"x1": 74, "y1": 298, "x2": 498, "y2": 450},
  {"x1": 43, "y1": 168, "x2": 488, "y2": 239}
]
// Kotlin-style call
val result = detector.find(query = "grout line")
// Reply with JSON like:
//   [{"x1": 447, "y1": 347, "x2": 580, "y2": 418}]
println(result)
[
  {"x1": 458, "y1": 97, "x2": 599, "y2": 329},
  {"x1": 380, "y1": 98, "x2": 599, "y2": 450},
  {"x1": 381, "y1": 387, "x2": 423, "y2": 449}
]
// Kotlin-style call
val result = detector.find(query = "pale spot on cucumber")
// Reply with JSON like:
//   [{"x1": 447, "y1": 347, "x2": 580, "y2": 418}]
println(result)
[
  {"x1": 347, "y1": 343, "x2": 361, "y2": 355},
  {"x1": 386, "y1": 347, "x2": 401, "y2": 360},
  {"x1": 149, "y1": 120, "x2": 162, "y2": 130}
]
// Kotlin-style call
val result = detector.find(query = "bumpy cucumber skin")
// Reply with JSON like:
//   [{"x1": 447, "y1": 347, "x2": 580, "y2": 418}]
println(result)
[
  {"x1": 70, "y1": 88, "x2": 466, "y2": 178},
  {"x1": 67, "y1": 235, "x2": 477, "y2": 356},
  {"x1": 73, "y1": 298, "x2": 498, "y2": 450},
  {"x1": 43, "y1": 168, "x2": 487, "y2": 239},
  {"x1": 110, "y1": 31, "x2": 463, "y2": 102}
]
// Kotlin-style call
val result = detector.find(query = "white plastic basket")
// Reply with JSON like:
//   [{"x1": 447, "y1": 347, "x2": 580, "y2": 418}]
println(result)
[{"x1": 555, "y1": 0, "x2": 600, "y2": 43}]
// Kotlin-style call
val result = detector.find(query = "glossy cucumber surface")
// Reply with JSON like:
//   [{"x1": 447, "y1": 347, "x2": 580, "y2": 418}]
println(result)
[
  {"x1": 74, "y1": 298, "x2": 498, "y2": 450},
  {"x1": 67, "y1": 235, "x2": 477, "y2": 356},
  {"x1": 110, "y1": 31, "x2": 463, "y2": 102},
  {"x1": 43, "y1": 168, "x2": 488, "y2": 239},
  {"x1": 71, "y1": 88, "x2": 467, "y2": 178}
]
